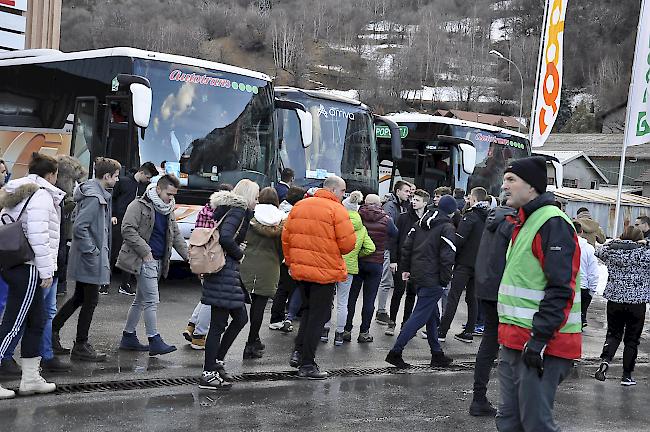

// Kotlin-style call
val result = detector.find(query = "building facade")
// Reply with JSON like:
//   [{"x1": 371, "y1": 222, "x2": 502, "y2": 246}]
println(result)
[{"x1": 0, "y1": 0, "x2": 61, "y2": 51}]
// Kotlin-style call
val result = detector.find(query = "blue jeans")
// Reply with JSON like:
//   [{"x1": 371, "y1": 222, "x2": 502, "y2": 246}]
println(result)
[
  {"x1": 286, "y1": 288, "x2": 301, "y2": 321},
  {"x1": 0, "y1": 275, "x2": 7, "y2": 317},
  {"x1": 393, "y1": 284, "x2": 444, "y2": 354},
  {"x1": 345, "y1": 261, "x2": 383, "y2": 333},
  {"x1": 3, "y1": 278, "x2": 57, "y2": 361}
]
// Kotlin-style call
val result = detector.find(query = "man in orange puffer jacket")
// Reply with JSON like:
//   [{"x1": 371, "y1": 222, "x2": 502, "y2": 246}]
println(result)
[{"x1": 282, "y1": 175, "x2": 355, "y2": 379}]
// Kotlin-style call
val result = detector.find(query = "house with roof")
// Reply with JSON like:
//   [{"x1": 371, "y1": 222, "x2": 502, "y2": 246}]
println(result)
[
  {"x1": 541, "y1": 134, "x2": 650, "y2": 187},
  {"x1": 534, "y1": 150, "x2": 609, "y2": 189},
  {"x1": 432, "y1": 109, "x2": 526, "y2": 132}
]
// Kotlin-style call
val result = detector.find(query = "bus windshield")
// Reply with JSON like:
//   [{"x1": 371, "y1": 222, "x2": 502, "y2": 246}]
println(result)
[
  {"x1": 134, "y1": 59, "x2": 275, "y2": 190},
  {"x1": 451, "y1": 126, "x2": 530, "y2": 196},
  {"x1": 278, "y1": 95, "x2": 377, "y2": 194}
]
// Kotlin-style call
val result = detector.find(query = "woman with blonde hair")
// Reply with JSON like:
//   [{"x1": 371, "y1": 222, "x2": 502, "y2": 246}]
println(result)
[
  {"x1": 199, "y1": 178, "x2": 258, "y2": 390},
  {"x1": 240, "y1": 187, "x2": 286, "y2": 359}
]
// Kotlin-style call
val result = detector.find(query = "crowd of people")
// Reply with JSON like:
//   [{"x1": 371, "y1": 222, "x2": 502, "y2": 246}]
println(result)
[{"x1": 1, "y1": 154, "x2": 649, "y2": 431}]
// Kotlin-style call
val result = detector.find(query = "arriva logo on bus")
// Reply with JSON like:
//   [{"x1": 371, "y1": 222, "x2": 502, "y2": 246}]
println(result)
[{"x1": 538, "y1": 0, "x2": 566, "y2": 136}]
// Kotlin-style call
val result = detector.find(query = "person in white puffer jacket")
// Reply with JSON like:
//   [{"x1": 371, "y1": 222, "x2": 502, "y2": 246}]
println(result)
[{"x1": 0, "y1": 152, "x2": 64, "y2": 399}]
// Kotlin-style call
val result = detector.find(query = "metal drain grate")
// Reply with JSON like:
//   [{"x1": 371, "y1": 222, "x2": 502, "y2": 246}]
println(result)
[{"x1": 54, "y1": 363, "x2": 475, "y2": 395}]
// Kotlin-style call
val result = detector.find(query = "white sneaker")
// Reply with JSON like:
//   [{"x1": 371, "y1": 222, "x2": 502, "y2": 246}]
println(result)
[
  {"x1": 0, "y1": 384, "x2": 15, "y2": 399},
  {"x1": 420, "y1": 330, "x2": 428, "y2": 339},
  {"x1": 18, "y1": 357, "x2": 56, "y2": 395},
  {"x1": 269, "y1": 321, "x2": 284, "y2": 330}
]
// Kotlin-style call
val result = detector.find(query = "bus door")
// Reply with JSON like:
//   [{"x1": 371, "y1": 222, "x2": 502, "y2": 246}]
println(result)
[
  {"x1": 102, "y1": 96, "x2": 138, "y2": 172},
  {"x1": 413, "y1": 144, "x2": 451, "y2": 193},
  {"x1": 70, "y1": 96, "x2": 102, "y2": 174}
]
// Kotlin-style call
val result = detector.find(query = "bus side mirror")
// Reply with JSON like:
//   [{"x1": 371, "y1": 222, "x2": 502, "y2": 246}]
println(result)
[
  {"x1": 374, "y1": 115, "x2": 402, "y2": 160},
  {"x1": 458, "y1": 143, "x2": 477, "y2": 174},
  {"x1": 130, "y1": 83, "x2": 152, "y2": 129},
  {"x1": 295, "y1": 109, "x2": 313, "y2": 148},
  {"x1": 275, "y1": 99, "x2": 313, "y2": 148}
]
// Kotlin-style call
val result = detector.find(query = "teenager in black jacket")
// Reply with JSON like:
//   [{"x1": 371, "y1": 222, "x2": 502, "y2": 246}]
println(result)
[
  {"x1": 469, "y1": 204, "x2": 516, "y2": 417},
  {"x1": 385, "y1": 196, "x2": 457, "y2": 369},
  {"x1": 438, "y1": 187, "x2": 490, "y2": 344},
  {"x1": 385, "y1": 189, "x2": 430, "y2": 335}
]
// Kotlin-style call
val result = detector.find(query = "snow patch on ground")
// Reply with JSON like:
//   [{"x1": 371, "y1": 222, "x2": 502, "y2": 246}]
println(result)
[
  {"x1": 401, "y1": 85, "x2": 498, "y2": 103},
  {"x1": 490, "y1": 18, "x2": 508, "y2": 41},
  {"x1": 316, "y1": 64, "x2": 347, "y2": 73},
  {"x1": 316, "y1": 89, "x2": 360, "y2": 101},
  {"x1": 571, "y1": 92, "x2": 597, "y2": 109},
  {"x1": 358, "y1": 33, "x2": 391, "y2": 40}
]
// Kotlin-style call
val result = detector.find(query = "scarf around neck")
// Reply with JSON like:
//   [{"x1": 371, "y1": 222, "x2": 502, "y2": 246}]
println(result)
[{"x1": 146, "y1": 184, "x2": 175, "y2": 215}]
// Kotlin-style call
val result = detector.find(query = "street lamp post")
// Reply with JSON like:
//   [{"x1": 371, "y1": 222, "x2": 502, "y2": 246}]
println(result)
[{"x1": 490, "y1": 49, "x2": 524, "y2": 133}]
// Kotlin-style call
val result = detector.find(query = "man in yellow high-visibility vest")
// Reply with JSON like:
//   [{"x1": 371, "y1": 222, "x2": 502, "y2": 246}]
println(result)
[{"x1": 496, "y1": 156, "x2": 581, "y2": 432}]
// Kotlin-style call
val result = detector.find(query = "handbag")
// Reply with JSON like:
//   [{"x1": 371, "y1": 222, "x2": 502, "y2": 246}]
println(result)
[{"x1": 0, "y1": 190, "x2": 39, "y2": 271}]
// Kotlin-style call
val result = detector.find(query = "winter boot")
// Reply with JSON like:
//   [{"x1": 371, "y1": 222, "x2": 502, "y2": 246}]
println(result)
[
  {"x1": 119, "y1": 331, "x2": 149, "y2": 351},
  {"x1": 298, "y1": 364, "x2": 328, "y2": 380},
  {"x1": 243, "y1": 343, "x2": 263, "y2": 359},
  {"x1": 148, "y1": 334, "x2": 177, "y2": 356},
  {"x1": 385, "y1": 350, "x2": 410, "y2": 369},
  {"x1": 469, "y1": 397, "x2": 497, "y2": 417},
  {"x1": 190, "y1": 335, "x2": 206, "y2": 350},
  {"x1": 52, "y1": 331, "x2": 70, "y2": 355},
  {"x1": 0, "y1": 357, "x2": 22, "y2": 377},
  {"x1": 0, "y1": 384, "x2": 15, "y2": 399},
  {"x1": 41, "y1": 357, "x2": 72, "y2": 373},
  {"x1": 430, "y1": 351, "x2": 453, "y2": 367},
  {"x1": 71, "y1": 342, "x2": 106, "y2": 362},
  {"x1": 253, "y1": 337, "x2": 265, "y2": 351},
  {"x1": 289, "y1": 350, "x2": 301, "y2": 368},
  {"x1": 18, "y1": 357, "x2": 56, "y2": 395},
  {"x1": 357, "y1": 332, "x2": 374, "y2": 343},
  {"x1": 215, "y1": 361, "x2": 234, "y2": 382}
]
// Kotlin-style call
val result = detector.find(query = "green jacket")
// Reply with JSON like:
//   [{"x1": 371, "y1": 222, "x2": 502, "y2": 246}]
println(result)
[
  {"x1": 343, "y1": 210, "x2": 375, "y2": 275},
  {"x1": 240, "y1": 217, "x2": 284, "y2": 297}
]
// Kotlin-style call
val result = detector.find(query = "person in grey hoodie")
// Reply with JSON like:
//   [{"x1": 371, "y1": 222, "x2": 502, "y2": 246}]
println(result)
[{"x1": 52, "y1": 157, "x2": 121, "y2": 363}]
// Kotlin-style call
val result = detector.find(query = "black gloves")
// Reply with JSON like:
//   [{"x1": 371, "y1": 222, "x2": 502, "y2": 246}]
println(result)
[{"x1": 522, "y1": 340, "x2": 546, "y2": 377}]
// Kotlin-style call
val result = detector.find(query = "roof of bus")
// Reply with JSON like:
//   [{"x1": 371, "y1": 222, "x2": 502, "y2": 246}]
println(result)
[
  {"x1": 0, "y1": 47, "x2": 272, "y2": 82},
  {"x1": 275, "y1": 86, "x2": 370, "y2": 110},
  {"x1": 385, "y1": 112, "x2": 529, "y2": 140}
]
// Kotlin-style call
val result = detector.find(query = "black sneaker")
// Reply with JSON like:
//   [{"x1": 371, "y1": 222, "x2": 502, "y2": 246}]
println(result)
[
  {"x1": 469, "y1": 399, "x2": 497, "y2": 417},
  {"x1": 52, "y1": 332, "x2": 71, "y2": 355},
  {"x1": 594, "y1": 362, "x2": 609, "y2": 381},
  {"x1": 298, "y1": 364, "x2": 328, "y2": 380},
  {"x1": 385, "y1": 350, "x2": 410, "y2": 369},
  {"x1": 199, "y1": 370, "x2": 232, "y2": 390},
  {"x1": 215, "y1": 362, "x2": 234, "y2": 382},
  {"x1": 71, "y1": 342, "x2": 107, "y2": 362},
  {"x1": 341, "y1": 331, "x2": 352, "y2": 342},
  {"x1": 42, "y1": 357, "x2": 72, "y2": 373},
  {"x1": 321, "y1": 328, "x2": 329, "y2": 343},
  {"x1": 99, "y1": 285, "x2": 109, "y2": 295},
  {"x1": 621, "y1": 376, "x2": 636, "y2": 386},
  {"x1": 289, "y1": 350, "x2": 301, "y2": 368},
  {"x1": 280, "y1": 320, "x2": 293, "y2": 333},
  {"x1": 357, "y1": 332, "x2": 373, "y2": 343},
  {"x1": 454, "y1": 332, "x2": 474, "y2": 343},
  {"x1": 375, "y1": 311, "x2": 390, "y2": 325},
  {"x1": 0, "y1": 358, "x2": 22, "y2": 377},
  {"x1": 334, "y1": 332, "x2": 344, "y2": 346},
  {"x1": 118, "y1": 283, "x2": 136, "y2": 296},
  {"x1": 430, "y1": 351, "x2": 453, "y2": 367},
  {"x1": 385, "y1": 322, "x2": 396, "y2": 336}
]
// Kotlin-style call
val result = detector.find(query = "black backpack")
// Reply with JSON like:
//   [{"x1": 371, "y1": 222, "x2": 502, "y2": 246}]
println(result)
[{"x1": 0, "y1": 190, "x2": 39, "y2": 271}]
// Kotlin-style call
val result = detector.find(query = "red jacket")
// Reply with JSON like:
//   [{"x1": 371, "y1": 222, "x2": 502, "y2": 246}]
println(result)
[{"x1": 282, "y1": 189, "x2": 355, "y2": 284}]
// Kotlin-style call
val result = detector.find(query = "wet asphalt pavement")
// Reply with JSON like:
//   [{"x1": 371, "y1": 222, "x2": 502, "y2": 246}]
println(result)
[{"x1": 1, "y1": 275, "x2": 650, "y2": 431}]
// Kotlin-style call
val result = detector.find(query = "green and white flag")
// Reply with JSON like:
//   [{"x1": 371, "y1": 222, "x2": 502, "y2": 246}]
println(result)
[{"x1": 625, "y1": 0, "x2": 650, "y2": 147}]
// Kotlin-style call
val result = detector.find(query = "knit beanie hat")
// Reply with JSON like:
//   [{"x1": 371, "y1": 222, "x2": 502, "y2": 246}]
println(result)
[
  {"x1": 438, "y1": 195, "x2": 457, "y2": 215},
  {"x1": 504, "y1": 156, "x2": 548, "y2": 195},
  {"x1": 343, "y1": 191, "x2": 363, "y2": 211}
]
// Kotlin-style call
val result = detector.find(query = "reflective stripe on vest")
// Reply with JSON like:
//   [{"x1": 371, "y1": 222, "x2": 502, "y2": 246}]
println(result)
[{"x1": 498, "y1": 205, "x2": 581, "y2": 334}]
